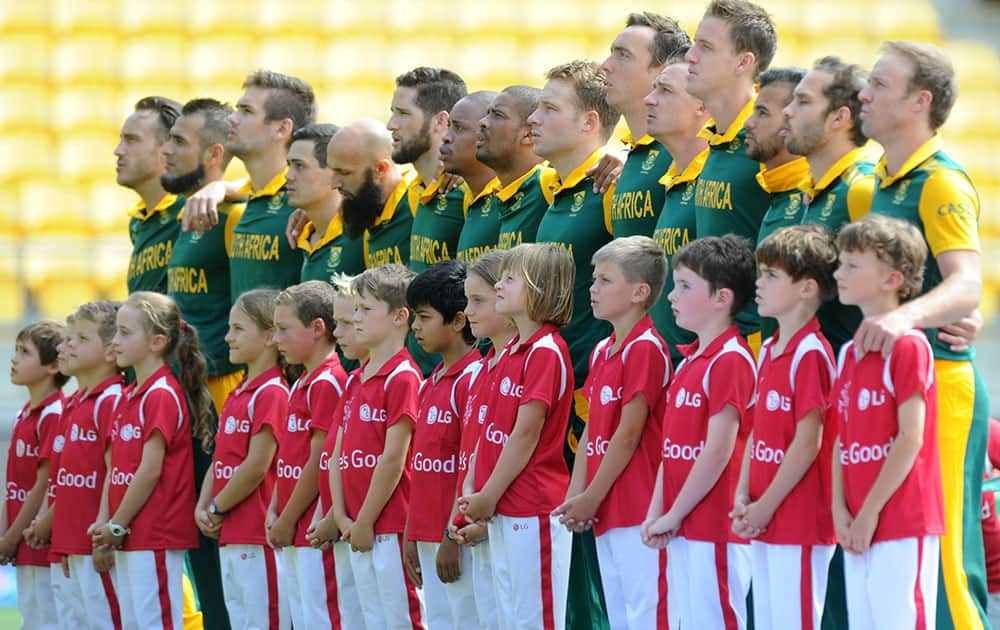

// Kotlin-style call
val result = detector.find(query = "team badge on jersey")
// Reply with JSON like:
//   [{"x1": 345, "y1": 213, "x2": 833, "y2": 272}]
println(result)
[
  {"x1": 682, "y1": 182, "x2": 695, "y2": 202},
  {"x1": 327, "y1": 247, "x2": 342, "y2": 268},
  {"x1": 821, "y1": 193, "x2": 836, "y2": 218},
  {"x1": 727, "y1": 137, "x2": 742, "y2": 153},
  {"x1": 641, "y1": 149, "x2": 660, "y2": 173},
  {"x1": 571, "y1": 191, "x2": 586, "y2": 213},
  {"x1": 435, "y1": 195, "x2": 448, "y2": 212},
  {"x1": 509, "y1": 192, "x2": 524, "y2": 211},
  {"x1": 159, "y1": 211, "x2": 172, "y2": 224},
  {"x1": 785, "y1": 193, "x2": 802, "y2": 218},
  {"x1": 892, "y1": 180, "x2": 911, "y2": 205},
  {"x1": 267, "y1": 193, "x2": 285, "y2": 213}
]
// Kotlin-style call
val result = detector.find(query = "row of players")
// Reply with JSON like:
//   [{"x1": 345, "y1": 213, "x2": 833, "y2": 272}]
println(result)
[{"x1": 5, "y1": 219, "x2": 949, "y2": 629}]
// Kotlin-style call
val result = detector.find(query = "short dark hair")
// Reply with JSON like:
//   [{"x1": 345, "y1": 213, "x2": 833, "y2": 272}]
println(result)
[
  {"x1": 673, "y1": 235, "x2": 756, "y2": 316},
  {"x1": 181, "y1": 98, "x2": 233, "y2": 150},
  {"x1": 291, "y1": 123, "x2": 340, "y2": 168},
  {"x1": 813, "y1": 56, "x2": 868, "y2": 147},
  {"x1": 545, "y1": 60, "x2": 621, "y2": 138},
  {"x1": 759, "y1": 67, "x2": 807, "y2": 92},
  {"x1": 134, "y1": 96, "x2": 182, "y2": 142},
  {"x1": 395, "y1": 67, "x2": 468, "y2": 118},
  {"x1": 17, "y1": 320, "x2": 70, "y2": 387},
  {"x1": 836, "y1": 214, "x2": 928, "y2": 302},
  {"x1": 501, "y1": 85, "x2": 543, "y2": 123},
  {"x1": 625, "y1": 12, "x2": 692, "y2": 67},
  {"x1": 756, "y1": 225, "x2": 839, "y2": 302},
  {"x1": 275, "y1": 281, "x2": 338, "y2": 343},
  {"x1": 407, "y1": 260, "x2": 475, "y2": 345},
  {"x1": 242, "y1": 70, "x2": 316, "y2": 131},
  {"x1": 882, "y1": 41, "x2": 957, "y2": 131},
  {"x1": 704, "y1": 0, "x2": 777, "y2": 79}
]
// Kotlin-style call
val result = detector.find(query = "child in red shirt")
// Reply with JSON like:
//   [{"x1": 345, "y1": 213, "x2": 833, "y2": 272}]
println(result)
[
  {"x1": 831, "y1": 214, "x2": 943, "y2": 629},
  {"x1": 460, "y1": 243, "x2": 576, "y2": 630},
  {"x1": 642, "y1": 236, "x2": 758, "y2": 629},
  {"x1": 732, "y1": 226, "x2": 840, "y2": 629},
  {"x1": 2, "y1": 320, "x2": 67, "y2": 629},
  {"x1": 92, "y1": 292, "x2": 210, "y2": 629}
]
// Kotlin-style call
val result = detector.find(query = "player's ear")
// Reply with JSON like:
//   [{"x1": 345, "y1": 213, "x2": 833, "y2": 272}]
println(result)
[
  {"x1": 432, "y1": 110, "x2": 450, "y2": 135},
  {"x1": 736, "y1": 51, "x2": 757, "y2": 78},
  {"x1": 582, "y1": 110, "x2": 601, "y2": 135},
  {"x1": 449, "y1": 311, "x2": 468, "y2": 332},
  {"x1": 633, "y1": 282, "x2": 651, "y2": 305},
  {"x1": 273, "y1": 117, "x2": 294, "y2": 144},
  {"x1": 204, "y1": 143, "x2": 225, "y2": 170}
]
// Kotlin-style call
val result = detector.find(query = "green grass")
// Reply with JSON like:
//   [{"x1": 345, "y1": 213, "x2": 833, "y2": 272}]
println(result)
[{"x1": 0, "y1": 608, "x2": 19, "y2": 629}]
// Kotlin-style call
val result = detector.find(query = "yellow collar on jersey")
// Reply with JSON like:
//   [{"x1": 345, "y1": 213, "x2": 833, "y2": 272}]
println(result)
[
  {"x1": 374, "y1": 170, "x2": 417, "y2": 228},
  {"x1": 622, "y1": 132, "x2": 655, "y2": 150},
  {"x1": 296, "y1": 214, "x2": 344, "y2": 254},
  {"x1": 875, "y1": 133, "x2": 942, "y2": 188},
  {"x1": 239, "y1": 167, "x2": 288, "y2": 200},
  {"x1": 801, "y1": 146, "x2": 871, "y2": 198},
  {"x1": 463, "y1": 177, "x2": 501, "y2": 212},
  {"x1": 554, "y1": 149, "x2": 604, "y2": 195},
  {"x1": 418, "y1": 173, "x2": 449, "y2": 205},
  {"x1": 755, "y1": 157, "x2": 811, "y2": 193},
  {"x1": 496, "y1": 163, "x2": 544, "y2": 202},
  {"x1": 127, "y1": 193, "x2": 179, "y2": 221},
  {"x1": 659, "y1": 147, "x2": 710, "y2": 192},
  {"x1": 698, "y1": 95, "x2": 756, "y2": 146}
]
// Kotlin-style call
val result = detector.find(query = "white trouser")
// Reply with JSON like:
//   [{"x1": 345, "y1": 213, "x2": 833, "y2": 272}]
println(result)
[
  {"x1": 488, "y1": 514, "x2": 572, "y2": 630},
  {"x1": 275, "y1": 545, "x2": 343, "y2": 630},
  {"x1": 843, "y1": 535, "x2": 939, "y2": 630},
  {"x1": 16, "y1": 564, "x2": 58, "y2": 630},
  {"x1": 113, "y1": 549, "x2": 185, "y2": 630},
  {"x1": 416, "y1": 540, "x2": 478, "y2": 629},
  {"x1": 332, "y1": 540, "x2": 365, "y2": 630},
  {"x1": 750, "y1": 541, "x2": 836, "y2": 630},
  {"x1": 469, "y1": 539, "x2": 499, "y2": 630},
  {"x1": 667, "y1": 537, "x2": 751, "y2": 630},
  {"x1": 50, "y1": 555, "x2": 120, "y2": 629},
  {"x1": 220, "y1": 544, "x2": 289, "y2": 630},
  {"x1": 346, "y1": 532, "x2": 425, "y2": 629},
  {"x1": 595, "y1": 526, "x2": 667, "y2": 630}
]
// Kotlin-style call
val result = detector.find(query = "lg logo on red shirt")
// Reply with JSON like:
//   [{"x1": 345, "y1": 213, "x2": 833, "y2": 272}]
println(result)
[
  {"x1": 662, "y1": 438, "x2": 705, "y2": 461},
  {"x1": 411, "y1": 452, "x2": 456, "y2": 473},
  {"x1": 765, "y1": 390, "x2": 791, "y2": 412},
  {"x1": 118, "y1": 425, "x2": 141, "y2": 442},
  {"x1": 53, "y1": 435, "x2": 66, "y2": 453},
  {"x1": 587, "y1": 435, "x2": 610, "y2": 457},
  {"x1": 287, "y1": 414, "x2": 310, "y2": 432},
  {"x1": 839, "y1": 438, "x2": 894, "y2": 465},
  {"x1": 214, "y1": 461, "x2": 240, "y2": 479},
  {"x1": 599, "y1": 386, "x2": 622, "y2": 406},
  {"x1": 56, "y1": 467, "x2": 98, "y2": 488},
  {"x1": 484, "y1": 422, "x2": 509, "y2": 446},
  {"x1": 70, "y1": 424, "x2": 98, "y2": 443},
  {"x1": 857, "y1": 388, "x2": 887, "y2": 411},
  {"x1": 359, "y1": 404, "x2": 387, "y2": 423},
  {"x1": 751, "y1": 439, "x2": 784, "y2": 464},
  {"x1": 673, "y1": 387, "x2": 702, "y2": 409},
  {"x1": 14, "y1": 439, "x2": 39, "y2": 458},
  {"x1": 109, "y1": 466, "x2": 135, "y2": 486},
  {"x1": 225, "y1": 416, "x2": 251, "y2": 434},
  {"x1": 6, "y1": 482, "x2": 27, "y2": 502},
  {"x1": 426, "y1": 406, "x2": 454, "y2": 425},
  {"x1": 499, "y1": 377, "x2": 525, "y2": 398}
]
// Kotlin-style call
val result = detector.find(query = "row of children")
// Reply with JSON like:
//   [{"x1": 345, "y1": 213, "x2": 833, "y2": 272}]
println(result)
[{"x1": 5, "y1": 212, "x2": 938, "y2": 629}]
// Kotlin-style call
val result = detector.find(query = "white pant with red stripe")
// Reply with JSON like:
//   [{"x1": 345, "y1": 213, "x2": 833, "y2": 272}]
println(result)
[
  {"x1": 750, "y1": 541, "x2": 835, "y2": 630},
  {"x1": 220, "y1": 544, "x2": 288, "y2": 630},
  {"x1": 667, "y1": 537, "x2": 750, "y2": 630},
  {"x1": 416, "y1": 540, "x2": 478, "y2": 628},
  {"x1": 16, "y1": 564, "x2": 58, "y2": 629},
  {"x1": 50, "y1": 555, "x2": 121, "y2": 629},
  {"x1": 332, "y1": 541, "x2": 365, "y2": 630},
  {"x1": 346, "y1": 533, "x2": 425, "y2": 629},
  {"x1": 488, "y1": 514, "x2": 572, "y2": 630},
  {"x1": 275, "y1": 545, "x2": 341, "y2": 630},
  {"x1": 469, "y1": 540, "x2": 499, "y2": 630},
  {"x1": 113, "y1": 549, "x2": 185, "y2": 630},
  {"x1": 595, "y1": 526, "x2": 667, "y2": 630},
  {"x1": 843, "y1": 535, "x2": 939, "y2": 630}
]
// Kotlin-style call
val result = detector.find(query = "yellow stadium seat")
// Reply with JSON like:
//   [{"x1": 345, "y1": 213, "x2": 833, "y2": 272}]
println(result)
[
  {"x1": 0, "y1": 131, "x2": 54, "y2": 183},
  {"x1": 188, "y1": 34, "x2": 257, "y2": 92},
  {"x1": 93, "y1": 236, "x2": 134, "y2": 298},
  {"x1": 448, "y1": 37, "x2": 521, "y2": 88},
  {"x1": 255, "y1": 0, "x2": 331, "y2": 36},
  {"x1": 189, "y1": 0, "x2": 258, "y2": 37},
  {"x1": 17, "y1": 179, "x2": 92, "y2": 235},
  {"x1": 89, "y1": 182, "x2": 140, "y2": 236},
  {"x1": 0, "y1": 4, "x2": 46, "y2": 31},
  {"x1": 0, "y1": 82, "x2": 49, "y2": 132},
  {"x1": 0, "y1": 32, "x2": 50, "y2": 82},
  {"x1": 322, "y1": 35, "x2": 392, "y2": 84},
  {"x1": 120, "y1": 35, "x2": 190, "y2": 89},
  {"x1": 51, "y1": 33, "x2": 120, "y2": 86},
  {"x1": 51, "y1": 0, "x2": 119, "y2": 34},
  {"x1": 255, "y1": 35, "x2": 326, "y2": 84},
  {"x1": 22, "y1": 236, "x2": 99, "y2": 320},
  {"x1": 873, "y1": 3, "x2": 941, "y2": 43},
  {"x1": 56, "y1": 130, "x2": 118, "y2": 183},
  {"x1": 51, "y1": 85, "x2": 123, "y2": 135},
  {"x1": 0, "y1": 238, "x2": 25, "y2": 325},
  {"x1": 384, "y1": 35, "x2": 458, "y2": 82},
  {"x1": 119, "y1": 1, "x2": 190, "y2": 36},
  {"x1": 947, "y1": 41, "x2": 1000, "y2": 92}
]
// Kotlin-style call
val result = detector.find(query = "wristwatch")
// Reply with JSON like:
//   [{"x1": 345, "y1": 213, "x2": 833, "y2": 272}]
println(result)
[
  {"x1": 208, "y1": 500, "x2": 228, "y2": 518},
  {"x1": 108, "y1": 522, "x2": 130, "y2": 538}
]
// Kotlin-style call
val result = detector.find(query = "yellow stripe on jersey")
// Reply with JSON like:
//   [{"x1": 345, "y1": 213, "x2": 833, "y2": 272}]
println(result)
[{"x1": 918, "y1": 167, "x2": 981, "y2": 256}]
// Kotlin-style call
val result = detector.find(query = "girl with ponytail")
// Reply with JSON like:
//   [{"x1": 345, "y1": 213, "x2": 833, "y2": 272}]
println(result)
[{"x1": 91, "y1": 291, "x2": 205, "y2": 629}]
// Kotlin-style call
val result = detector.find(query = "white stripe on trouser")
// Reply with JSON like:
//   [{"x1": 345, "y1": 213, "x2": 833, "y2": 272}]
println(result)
[
  {"x1": 50, "y1": 555, "x2": 118, "y2": 629},
  {"x1": 667, "y1": 537, "x2": 751, "y2": 630},
  {"x1": 750, "y1": 541, "x2": 835, "y2": 629},
  {"x1": 843, "y1": 535, "x2": 939, "y2": 630},
  {"x1": 275, "y1": 545, "x2": 335, "y2": 630},
  {"x1": 333, "y1": 541, "x2": 365, "y2": 630},
  {"x1": 487, "y1": 514, "x2": 572, "y2": 630},
  {"x1": 469, "y1": 540, "x2": 499, "y2": 630},
  {"x1": 16, "y1": 564, "x2": 58, "y2": 629},
  {"x1": 416, "y1": 540, "x2": 478, "y2": 628},
  {"x1": 220, "y1": 544, "x2": 289, "y2": 630},
  {"x1": 113, "y1": 549, "x2": 185, "y2": 630},
  {"x1": 595, "y1": 526, "x2": 663, "y2": 630},
  {"x1": 346, "y1": 533, "x2": 425, "y2": 629}
]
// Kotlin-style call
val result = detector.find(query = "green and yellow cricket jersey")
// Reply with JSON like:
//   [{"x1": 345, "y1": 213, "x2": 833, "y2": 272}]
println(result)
[
  {"x1": 298, "y1": 214, "x2": 366, "y2": 283},
  {"x1": 495, "y1": 164, "x2": 559, "y2": 250},
  {"x1": 695, "y1": 98, "x2": 770, "y2": 336},
  {"x1": 168, "y1": 202, "x2": 244, "y2": 376},
  {"x1": 799, "y1": 146, "x2": 874, "y2": 350},
  {"x1": 756, "y1": 157, "x2": 811, "y2": 342},
  {"x1": 871, "y1": 133, "x2": 981, "y2": 362},
  {"x1": 408, "y1": 174, "x2": 466, "y2": 272},
  {"x1": 455, "y1": 177, "x2": 501, "y2": 263},
  {"x1": 229, "y1": 168, "x2": 304, "y2": 297},
  {"x1": 535, "y1": 150, "x2": 614, "y2": 390},
  {"x1": 651, "y1": 147, "x2": 709, "y2": 364},
  {"x1": 365, "y1": 171, "x2": 417, "y2": 268},
  {"x1": 608, "y1": 133, "x2": 673, "y2": 237},
  {"x1": 127, "y1": 193, "x2": 184, "y2": 294}
]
